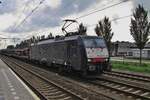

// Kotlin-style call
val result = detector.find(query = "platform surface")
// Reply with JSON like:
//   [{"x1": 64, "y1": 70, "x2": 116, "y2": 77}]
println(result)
[{"x1": 0, "y1": 59, "x2": 39, "y2": 100}]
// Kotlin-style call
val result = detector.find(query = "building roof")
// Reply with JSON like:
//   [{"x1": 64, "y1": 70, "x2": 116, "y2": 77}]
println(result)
[
  {"x1": 114, "y1": 41, "x2": 150, "y2": 49},
  {"x1": 131, "y1": 42, "x2": 150, "y2": 49}
]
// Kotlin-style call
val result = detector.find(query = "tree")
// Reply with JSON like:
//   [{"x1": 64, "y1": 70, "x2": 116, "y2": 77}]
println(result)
[
  {"x1": 41, "y1": 35, "x2": 45, "y2": 40},
  {"x1": 48, "y1": 33, "x2": 53, "y2": 39},
  {"x1": 78, "y1": 23, "x2": 87, "y2": 35},
  {"x1": 31, "y1": 36, "x2": 36, "y2": 43},
  {"x1": 130, "y1": 5, "x2": 150, "y2": 65},
  {"x1": 7, "y1": 45, "x2": 14, "y2": 49},
  {"x1": 36, "y1": 36, "x2": 40, "y2": 42},
  {"x1": 95, "y1": 16, "x2": 114, "y2": 62}
]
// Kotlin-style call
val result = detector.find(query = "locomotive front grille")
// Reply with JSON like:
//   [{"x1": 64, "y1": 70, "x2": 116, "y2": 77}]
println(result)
[
  {"x1": 88, "y1": 65, "x2": 96, "y2": 71},
  {"x1": 87, "y1": 62, "x2": 107, "y2": 73}
]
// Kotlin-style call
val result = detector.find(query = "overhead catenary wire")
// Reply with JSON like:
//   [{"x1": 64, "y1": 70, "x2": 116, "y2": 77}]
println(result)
[
  {"x1": 16, "y1": 0, "x2": 75, "y2": 33},
  {"x1": 17, "y1": 0, "x2": 131, "y2": 33},
  {"x1": 50, "y1": 0, "x2": 133, "y2": 35},
  {"x1": 13, "y1": 0, "x2": 33, "y2": 30},
  {"x1": 17, "y1": 0, "x2": 133, "y2": 40},
  {"x1": 0, "y1": 37, "x2": 23, "y2": 47},
  {"x1": 75, "y1": 0, "x2": 132, "y2": 20},
  {"x1": 90, "y1": 14, "x2": 132, "y2": 27},
  {"x1": 6, "y1": 0, "x2": 36, "y2": 44},
  {"x1": 24, "y1": 0, "x2": 76, "y2": 40},
  {"x1": 57, "y1": 0, "x2": 133, "y2": 36},
  {"x1": 3, "y1": 0, "x2": 136, "y2": 48},
  {"x1": 15, "y1": 0, "x2": 46, "y2": 30},
  {"x1": 65, "y1": 0, "x2": 134, "y2": 32},
  {"x1": 69, "y1": 14, "x2": 133, "y2": 32}
]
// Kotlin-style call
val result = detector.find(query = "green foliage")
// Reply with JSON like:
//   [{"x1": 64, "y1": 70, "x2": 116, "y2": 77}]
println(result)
[
  {"x1": 15, "y1": 33, "x2": 54, "y2": 48},
  {"x1": 7, "y1": 45, "x2": 14, "y2": 49},
  {"x1": 78, "y1": 23, "x2": 87, "y2": 35},
  {"x1": 130, "y1": 5, "x2": 150, "y2": 64},
  {"x1": 95, "y1": 16, "x2": 114, "y2": 57},
  {"x1": 112, "y1": 61, "x2": 150, "y2": 74}
]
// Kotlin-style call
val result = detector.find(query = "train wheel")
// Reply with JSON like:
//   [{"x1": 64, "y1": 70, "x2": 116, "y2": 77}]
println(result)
[
  {"x1": 58, "y1": 66, "x2": 63, "y2": 73},
  {"x1": 66, "y1": 65, "x2": 72, "y2": 73},
  {"x1": 51, "y1": 63, "x2": 54, "y2": 67},
  {"x1": 59, "y1": 65, "x2": 66, "y2": 75},
  {"x1": 107, "y1": 63, "x2": 112, "y2": 71},
  {"x1": 98, "y1": 65, "x2": 103, "y2": 73},
  {"x1": 81, "y1": 69, "x2": 87, "y2": 77}
]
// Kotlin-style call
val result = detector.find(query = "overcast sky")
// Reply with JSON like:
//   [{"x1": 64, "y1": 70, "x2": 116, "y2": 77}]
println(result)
[{"x1": 0, "y1": 0, "x2": 149, "y2": 49}]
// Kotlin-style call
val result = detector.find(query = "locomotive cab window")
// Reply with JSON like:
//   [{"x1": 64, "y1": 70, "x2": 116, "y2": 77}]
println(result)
[{"x1": 83, "y1": 38, "x2": 106, "y2": 48}]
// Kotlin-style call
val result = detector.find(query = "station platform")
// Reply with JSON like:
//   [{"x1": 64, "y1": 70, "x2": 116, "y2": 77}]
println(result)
[{"x1": 0, "y1": 59, "x2": 39, "y2": 100}]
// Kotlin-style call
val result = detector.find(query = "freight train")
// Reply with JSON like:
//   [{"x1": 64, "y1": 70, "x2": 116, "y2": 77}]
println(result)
[{"x1": 1, "y1": 35, "x2": 111, "y2": 76}]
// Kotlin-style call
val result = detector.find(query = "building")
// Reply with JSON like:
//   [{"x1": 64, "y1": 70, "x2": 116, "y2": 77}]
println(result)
[
  {"x1": 112, "y1": 41, "x2": 150, "y2": 59},
  {"x1": 111, "y1": 41, "x2": 133, "y2": 56},
  {"x1": 131, "y1": 43, "x2": 150, "y2": 59}
]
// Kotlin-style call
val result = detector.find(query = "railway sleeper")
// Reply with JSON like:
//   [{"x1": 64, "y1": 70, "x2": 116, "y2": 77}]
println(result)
[
  {"x1": 104, "y1": 72, "x2": 150, "y2": 82},
  {"x1": 47, "y1": 93, "x2": 67, "y2": 99},
  {"x1": 112, "y1": 85, "x2": 120, "y2": 88},
  {"x1": 140, "y1": 92, "x2": 149, "y2": 96},
  {"x1": 117, "y1": 86, "x2": 127, "y2": 90},
  {"x1": 124, "y1": 88, "x2": 133, "y2": 92},
  {"x1": 132, "y1": 90, "x2": 142, "y2": 94},
  {"x1": 91, "y1": 80, "x2": 150, "y2": 100},
  {"x1": 48, "y1": 91, "x2": 62, "y2": 95},
  {"x1": 60, "y1": 96, "x2": 72, "y2": 100},
  {"x1": 47, "y1": 89, "x2": 59, "y2": 92}
]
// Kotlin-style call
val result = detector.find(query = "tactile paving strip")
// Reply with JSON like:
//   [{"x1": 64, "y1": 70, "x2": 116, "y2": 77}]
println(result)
[
  {"x1": 0, "y1": 85, "x2": 4, "y2": 100},
  {"x1": 0, "y1": 96, "x2": 5, "y2": 100}
]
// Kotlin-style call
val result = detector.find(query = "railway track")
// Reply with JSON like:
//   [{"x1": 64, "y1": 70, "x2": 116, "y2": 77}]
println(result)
[
  {"x1": 1, "y1": 56, "x2": 114, "y2": 100},
  {"x1": 89, "y1": 75, "x2": 150, "y2": 100},
  {"x1": 102, "y1": 71, "x2": 150, "y2": 91},
  {"x1": 104, "y1": 71, "x2": 150, "y2": 83},
  {"x1": 2, "y1": 56, "x2": 150, "y2": 100},
  {"x1": 2, "y1": 57, "x2": 83, "y2": 100}
]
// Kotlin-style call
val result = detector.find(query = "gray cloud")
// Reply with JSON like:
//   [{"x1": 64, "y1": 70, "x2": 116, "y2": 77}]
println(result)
[
  {"x1": 4, "y1": 0, "x2": 102, "y2": 33},
  {"x1": 132, "y1": 0, "x2": 150, "y2": 12},
  {"x1": 0, "y1": 0, "x2": 17, "y2": 14},
  {"x1": 132, "y1": 0, "x2": 150, "y2": 21},
  {"x1": 111, "y1": 0, "x2": 150, "y2": 25},
  {"x1": 57, "y1": 0, "x2": 100, "y2": 16},
  {"x1": 8, "y1": 0, "x2": 150, "y2": 33},
  {"x1": 112, "y1": 14, "x2": 120, "y2": 24},
  {"x1": 29, "y1": 0, "x2": 101, "y2": 29}
]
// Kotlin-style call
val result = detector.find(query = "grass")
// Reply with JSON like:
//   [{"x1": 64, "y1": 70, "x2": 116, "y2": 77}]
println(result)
[{"x1": 111, "y1": 61, "x2": 150, "y2": 75}]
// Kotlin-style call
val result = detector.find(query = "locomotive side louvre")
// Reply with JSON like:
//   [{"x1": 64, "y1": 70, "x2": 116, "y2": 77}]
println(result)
[
  {"x1": 66, "y1": 39, "x2": 82, "y2": 70},
  {"x1": 52, "y1": 41, "x2": 67, "y2": 65},
  {"x1": 30, "y1": 45, "x2": 39, "y2": 62},
  {"x1": 30, "y1": 37, "x2": 82, "y2": 71}
]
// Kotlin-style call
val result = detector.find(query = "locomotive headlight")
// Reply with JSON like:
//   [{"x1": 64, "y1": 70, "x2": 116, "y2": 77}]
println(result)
[
  {"x1": 106, "y1": 58, "x2": 109, "y2": 62},
  {"x1": 88, "y1": 59, "x2": 91, "y2": 62}
]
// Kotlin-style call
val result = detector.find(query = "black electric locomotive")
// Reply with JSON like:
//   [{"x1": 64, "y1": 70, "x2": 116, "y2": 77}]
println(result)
[{"x1": 30, "y1": 35, "x2": 110, "y2": 75}]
